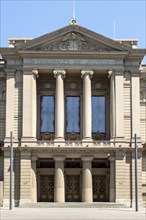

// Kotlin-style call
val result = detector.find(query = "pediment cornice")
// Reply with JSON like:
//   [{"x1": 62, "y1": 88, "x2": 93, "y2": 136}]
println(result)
[{"x1": 16, "y1": 24, "x2": 130, "y2": 52}]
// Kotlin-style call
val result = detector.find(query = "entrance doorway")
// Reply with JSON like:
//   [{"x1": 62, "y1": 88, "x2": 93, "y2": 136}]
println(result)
[
  {"x1": 65, "y1": 175, "x2": 81, "y2": 202},
  {"x1": 40, "y1": 175, "x2": 54, "y2": 202},
  {"x1": 93, "y1": 175, "x2": 106, "y2": 202}
]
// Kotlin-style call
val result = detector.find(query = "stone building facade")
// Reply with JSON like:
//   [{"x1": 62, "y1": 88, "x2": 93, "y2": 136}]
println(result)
[{"x1": 0, "y1": 20, "x2": 146, "y2": 207}]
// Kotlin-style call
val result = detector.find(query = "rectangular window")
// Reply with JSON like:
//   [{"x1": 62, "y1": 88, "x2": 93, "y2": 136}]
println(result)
[
  {"x1": 66, "y1": 96, "x2": 80, "y2": 133},
  {"x1": 40, "y1": 96, "x2": 55, "y2": 133},
  {"x1": 92, "y1": 96, "x2": 105, "y2": 133}
]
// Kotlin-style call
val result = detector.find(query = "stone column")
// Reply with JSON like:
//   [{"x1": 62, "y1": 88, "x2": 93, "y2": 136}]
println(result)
[
  {"x1": 14, "y1": 70, "x2": 23, "y2": 141},
  {"x1": 20, "y1": 150, "x2": 31, "y2": 204},
  {"x1": 115, "y1": 151, "x2": 126, "y2": 205},
  {"x1": 114, "y1": 70, "x2": 124, "y2": 138},
  {"x1": 4, "y1": 69, "x2": 15, "y2": 144},
  {"x1": 81, "y1": 70, "x2": 93, "y2": 141},
  {"x1": 31, "y1": 156, "x2": 38, "y2": 203},
  {"x1": 109, "y1": 156, "x2": 115, "y2": 202},
  {"x1": 82, "y1": 156, "x2": 93, "y2": 202},
  {"x1": 131, "y1": 70, "x2": 140, "y2": 138},
  {"x1": 53, "y1": 70, "x2": 66, "y2": 141},
  {"x1": 21, "y1": 69, "x2": 39, "y2": 143},
  {"x1": 109, "y1": 69, "x2": 124, "y2": 140},
  {"x1": 108, "y1": 70, "x2": 115, "y2": 138},
  {"x1": 54, "y1": 156, "x2": 65, "y2": 202}
]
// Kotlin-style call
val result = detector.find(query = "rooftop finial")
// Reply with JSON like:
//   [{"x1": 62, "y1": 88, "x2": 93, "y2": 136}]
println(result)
[{"x1": 70, "y1": 18, "x2": 78, "y2": 25}]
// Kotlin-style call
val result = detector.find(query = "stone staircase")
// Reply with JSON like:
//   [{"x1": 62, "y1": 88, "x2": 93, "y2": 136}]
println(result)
[{"x1": 19, "y1": 202, "x2": 125, "y2": 208}]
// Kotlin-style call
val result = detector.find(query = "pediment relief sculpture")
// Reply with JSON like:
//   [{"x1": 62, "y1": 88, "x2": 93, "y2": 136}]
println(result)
[{"x1": 36, "y1": 32, "x2": 114, "y2": 52}]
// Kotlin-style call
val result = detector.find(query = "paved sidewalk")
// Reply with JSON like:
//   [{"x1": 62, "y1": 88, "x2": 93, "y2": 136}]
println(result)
[{"x1": 0, "y1": 207, "x2": 146, "y2": 220}]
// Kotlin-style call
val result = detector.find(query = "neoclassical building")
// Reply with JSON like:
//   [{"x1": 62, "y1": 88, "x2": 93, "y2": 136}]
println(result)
[{"x1": 0, "y1": 20, "x2": 146, "y2": 207}]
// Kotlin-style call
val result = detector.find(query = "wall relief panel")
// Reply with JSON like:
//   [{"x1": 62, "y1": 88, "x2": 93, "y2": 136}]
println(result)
[{"x1": 36, "y1": 32, "x2": 116, "y2": 52}]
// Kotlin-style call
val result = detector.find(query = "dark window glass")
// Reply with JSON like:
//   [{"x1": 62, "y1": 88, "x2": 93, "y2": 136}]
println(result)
[
  {"x1": 92, "y1": 96, "x2": 105, "y2": 133},
  {"x1": 66, "y1": 96, "x2": 80, "y2": 133},
  {"x1": 40, "y1": 96, "x2": 55, "y2": 133},
  {"x1": 65, "y1": 161, "x2": 82, "y2": 168}
]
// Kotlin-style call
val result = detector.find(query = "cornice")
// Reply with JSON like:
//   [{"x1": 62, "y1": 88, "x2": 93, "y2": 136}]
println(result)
[
  {"x1": 16, "y1": 25, "x2": 72, "y2": 50},
  {"x1": 0, "y1": 47, "x2": 21, "y2": 60},
  {"x1": 16, "y1": 24, "x2": 130, "y2": 51},
  {"x1": 18, "y1": 50, "x2": 128, "y2": 60}
]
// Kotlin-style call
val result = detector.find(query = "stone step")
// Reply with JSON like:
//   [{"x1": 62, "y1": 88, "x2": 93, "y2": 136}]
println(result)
[{"x1": 19, "y1": 202, "x2": 125, "y2": 208}]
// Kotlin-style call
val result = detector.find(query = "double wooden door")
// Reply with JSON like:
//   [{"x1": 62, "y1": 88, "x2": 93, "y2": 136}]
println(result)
[
  {"x1": 92, "y1": 175, "x2": 106, "y2": 202},
  {"x1": 40, "y1": 175, "x2": 54, "y2": 202},
  {"x1": 65, "y1": 175, "x2": 81, "y2": 202}
]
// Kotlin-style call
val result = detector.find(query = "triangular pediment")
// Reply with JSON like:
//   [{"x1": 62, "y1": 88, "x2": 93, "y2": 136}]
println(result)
[{"x1": 17, "y1": 24, "x2": 130, "y2": 52}]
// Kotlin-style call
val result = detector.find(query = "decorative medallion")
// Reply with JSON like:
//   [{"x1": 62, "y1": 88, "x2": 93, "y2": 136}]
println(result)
[
  {"x1": 95, "y1": 83, "x2": 102, "y2": 89},
  {"x1": 44, "y1": 83, "x2": 51, "y2": 89},
  {"x1": 70, "y1": 83, "x2": 76, "y2": 89}
]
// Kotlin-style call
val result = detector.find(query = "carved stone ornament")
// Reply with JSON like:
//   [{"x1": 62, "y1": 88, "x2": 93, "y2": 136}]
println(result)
[
  {"x1": 70, "y1": 83, "x2": 76, "y2": 89},
  {"x1": 70, "y1": 18, "x2": 78, "y2": 26},
  {"x1": 38, "y1": 32, "x2": 112, "y2": 52},
  {"x1": 32, "y1": 69, "x2": 39, "y2": 79}
]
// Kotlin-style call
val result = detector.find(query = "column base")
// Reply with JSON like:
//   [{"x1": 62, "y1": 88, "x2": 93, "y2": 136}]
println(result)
[
  {"x1": 54, "y1": 189, "x2": 65, "y2": 203},
  {"x1": 54, "y1": 138, "x2": 65, "y2": 142},
  {"x1": 82, "y1": 138, "x2": 93, "y2": 143},
  {"x1": 82, "y1": 188, "x2": 93, "y2": 202},
  {"x1": 54, "y1": 138, "x2": 65, "y2": 147},
  {"x1": 4, "y1": 137, "x2": 19, "y2": 147},
  {"x1": 116, "y1": 199, "x2": 131, "y2": 207},
  {"x1": 21, "y1": 137, "x2": 37, "y2": 147},
  {"x1": 19, "y1": 199, "x2": 31, "y2": 205},
  {"x1": 0, "y1": 181, "x2": 3, "y2": 207},
  {"x1": 2, "y1": 199, "x2": 19, "y2": 207},
  {"x1": 110, "y1": 189, "x2": 115, "y2": 202}
]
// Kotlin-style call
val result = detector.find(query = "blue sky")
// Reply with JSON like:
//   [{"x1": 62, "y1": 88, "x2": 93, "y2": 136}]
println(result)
[{"x1": 0, "y1": 0, "x2": 146, "y2": 56}]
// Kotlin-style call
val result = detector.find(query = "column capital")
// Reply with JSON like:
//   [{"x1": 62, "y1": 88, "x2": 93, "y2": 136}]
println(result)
[
  {"x1": 108, "y1": 69, "x2": 113, "y2": 78},
  {"x1": 81, "y1": 156, "x2": 94, "y2": 162},
  {"x1": 109, "y1": 156, "x2": 115, "y2": 162},
  {"x1": 81, "y1": 70, "x2": 93, "y2": 79},
  {"x1": 113, "y1": 68, "x2": 124, "y2": 75},
  {"x1": 5, "y1": 69, "x2": 16, "y2": 79},
  {"x1": 53, "y1": 155, "x2": 65, "y2": 161},
  {"x1": 53, "y1": 69, "x2": 66, "y2": 78},
  {"x1": 31, "y1": 155, "x2": 38, "y2": 162},
  {"x1": 20, "y1": 150, "x2": 31, "y2": 159},
  {"x1": 0, "y1": 69, "x2": 6, "y2": 79},
  {"x1": 32, "y1": 69, "x2": 39, "y2": 79}
]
